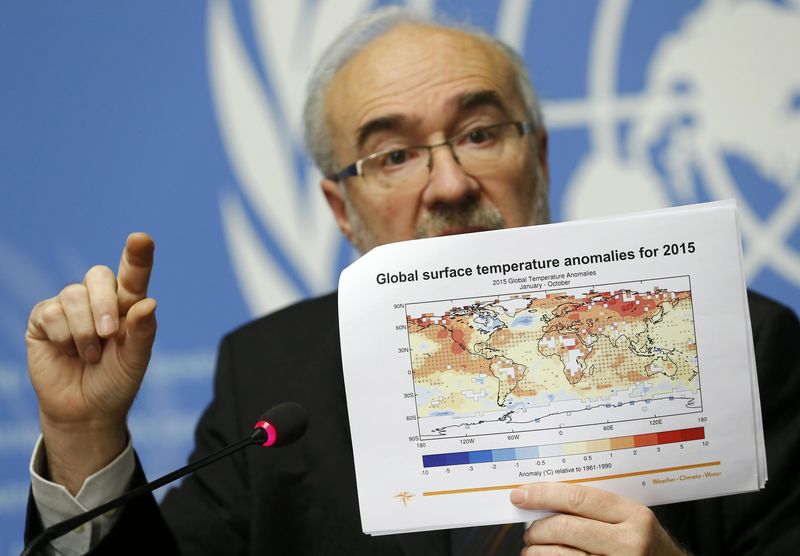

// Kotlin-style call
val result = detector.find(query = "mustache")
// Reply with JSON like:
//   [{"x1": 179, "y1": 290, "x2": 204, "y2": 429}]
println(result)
[{"x1": 415, "y1": 198, "x2": 505, "y2": 238}]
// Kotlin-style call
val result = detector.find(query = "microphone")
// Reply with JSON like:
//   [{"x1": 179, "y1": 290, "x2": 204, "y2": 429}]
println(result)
[{"x1": 22, "y1": 402, "x2": 308, "y2": 556}]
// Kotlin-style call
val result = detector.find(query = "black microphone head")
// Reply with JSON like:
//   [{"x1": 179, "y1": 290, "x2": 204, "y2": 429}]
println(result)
[{"x1": 252, "y1": 402, "x2": 309, "y2": 447}]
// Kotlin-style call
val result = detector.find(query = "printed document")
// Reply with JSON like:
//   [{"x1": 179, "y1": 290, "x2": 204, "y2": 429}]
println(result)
[{"x1": 338, "y1": 200, "x2": 765, "y2": 535}]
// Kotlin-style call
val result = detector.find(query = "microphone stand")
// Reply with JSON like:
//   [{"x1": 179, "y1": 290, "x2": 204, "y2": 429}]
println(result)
[{"x1": 22, "y1": 427, "x2": 267, "y2": 556}]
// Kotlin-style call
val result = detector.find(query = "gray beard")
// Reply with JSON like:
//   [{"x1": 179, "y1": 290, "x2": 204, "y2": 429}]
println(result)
[{"x1": 413, "y1": 198, "x2": 505, "y2": 239}]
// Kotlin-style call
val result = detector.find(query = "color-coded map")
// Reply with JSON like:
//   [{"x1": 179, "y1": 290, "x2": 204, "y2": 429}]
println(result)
[{"x1": 407, "y1": 278, "x2": 702, "y2": 438}]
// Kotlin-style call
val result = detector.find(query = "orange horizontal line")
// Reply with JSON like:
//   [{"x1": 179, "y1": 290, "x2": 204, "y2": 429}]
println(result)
[{"x1": 422, "y1": 461, "x2": 721, "y2": 496}]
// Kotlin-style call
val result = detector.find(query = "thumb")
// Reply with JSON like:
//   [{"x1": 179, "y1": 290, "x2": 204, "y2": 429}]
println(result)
[{"x1": 119, "y1": 297, "x2": 157, "y2": 374}]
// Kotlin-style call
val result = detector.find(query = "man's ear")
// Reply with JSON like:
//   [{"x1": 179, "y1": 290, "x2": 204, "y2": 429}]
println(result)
[{"x1": 320, "y1": 177, "x2": 354, "y2": 241}]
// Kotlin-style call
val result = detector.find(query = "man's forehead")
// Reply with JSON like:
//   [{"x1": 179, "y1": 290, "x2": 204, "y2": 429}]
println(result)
[{"x1": 324, "y1": 24, "x2": 520, "y2": 147}]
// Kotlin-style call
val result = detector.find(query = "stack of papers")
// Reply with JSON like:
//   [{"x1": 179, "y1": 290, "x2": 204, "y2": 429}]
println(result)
[{"x1": 338, "y1": 200, "x2": 765, "y2": 535}]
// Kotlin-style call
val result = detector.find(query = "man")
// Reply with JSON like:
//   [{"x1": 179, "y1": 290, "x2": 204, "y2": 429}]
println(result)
[{"x1": 24, "y1": 7, "x2": 800, "y2": 555}]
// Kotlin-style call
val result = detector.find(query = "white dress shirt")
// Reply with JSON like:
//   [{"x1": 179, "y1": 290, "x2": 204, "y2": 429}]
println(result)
[{"x1": 29, "y1": 435, "x2": 136, "y2": 556}]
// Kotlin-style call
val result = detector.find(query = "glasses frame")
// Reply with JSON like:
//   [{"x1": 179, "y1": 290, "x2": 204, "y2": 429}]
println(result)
[{"x1": 333, "y1": 121, "x2": 536, "y2": 184}]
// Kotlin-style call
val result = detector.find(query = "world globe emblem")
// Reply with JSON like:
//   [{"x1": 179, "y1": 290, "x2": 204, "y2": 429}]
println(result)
[
  {"x1": 208, "y1": 0, "x2": 800, "y2": 316},
  {"x1": 560, "y1": 0, "x2": 800, "y2": 293}
]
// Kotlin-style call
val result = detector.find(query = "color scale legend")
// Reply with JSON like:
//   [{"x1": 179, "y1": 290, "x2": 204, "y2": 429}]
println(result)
[{"x1": 422, "y1": 427, "x2": 705, "y2": 468}]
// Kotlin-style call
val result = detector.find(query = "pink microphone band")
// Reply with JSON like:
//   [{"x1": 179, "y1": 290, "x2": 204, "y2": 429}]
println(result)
[{"x1": 254, "y1": 420, "x2": 278, "y2": 447}]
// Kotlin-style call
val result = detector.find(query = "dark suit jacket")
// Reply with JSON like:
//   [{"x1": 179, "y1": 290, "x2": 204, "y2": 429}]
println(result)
[{"x1": 26, "y1": 290, "x2": 800, "y2": 555}]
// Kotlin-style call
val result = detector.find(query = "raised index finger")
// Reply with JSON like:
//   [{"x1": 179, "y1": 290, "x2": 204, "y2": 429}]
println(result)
[
  {"x1": 511, "y1": 482, "x2": 636, "y2": 524},
  {"x1": 117, "y1": 232, "x2": 155, "y2": 315}
]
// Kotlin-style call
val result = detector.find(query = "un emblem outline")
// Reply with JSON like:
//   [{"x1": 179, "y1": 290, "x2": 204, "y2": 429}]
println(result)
[{"x1": 208, "y1": 0, "x2": 800, "y2": 317}]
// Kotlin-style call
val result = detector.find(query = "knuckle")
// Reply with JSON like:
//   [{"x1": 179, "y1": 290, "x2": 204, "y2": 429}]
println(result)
[
  {"x1": 630, "y1": 505, "x2": 658, "y2": 534},
  {"x1": 39, "y1": 301, "x2": 64, "y2": 327},
  {"x1": 85, "y1": 264, "x2": 114, "y2": 284},
  {"x1": 636, "y1": 505, "x2": 658, "y2": 527},
  {"x1": 565, "y1": 484, "x2": 589, "y2": 512},
  {"x1": 527, "y1": 515, "x2": 578, "y2": 546},
  {"x1": 35, "y1": 307, "x2": 73, "y2": 346},
  {"x1": 60, "y1": 283, "x2": 87, "y2": 303},
  {"x1": 640, "y1": 504, "x2": 657, "y2": 520},
  {"x1": 30, "y1": 298, "x2": 49, "y2": 316},
  {"x1": 551, "y1": 515, "x2": 575, "y2": 538},
  {"x1": 618, "y1": 507, "x2": 659, "y2": 555}
]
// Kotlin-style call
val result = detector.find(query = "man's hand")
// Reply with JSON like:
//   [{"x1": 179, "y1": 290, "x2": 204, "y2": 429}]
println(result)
[
  {"x1": 511, "y1": 482, "x2": 688, "y2": 555},
  {"x1": 26, "y1": 233, "x2": 157, "y2": 495}
]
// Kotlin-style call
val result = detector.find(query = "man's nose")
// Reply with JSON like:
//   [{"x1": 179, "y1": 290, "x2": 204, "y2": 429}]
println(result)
[{"x1": 421, "y1": 144, "x2": 480, "y2": 206}]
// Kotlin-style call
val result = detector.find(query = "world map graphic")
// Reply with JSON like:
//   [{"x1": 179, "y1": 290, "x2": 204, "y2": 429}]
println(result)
[{"x1": 407, "y1": 278, "x2": 702, "y2": 439}]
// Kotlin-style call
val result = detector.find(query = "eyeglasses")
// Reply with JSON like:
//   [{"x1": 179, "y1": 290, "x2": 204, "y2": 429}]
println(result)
[{"x1": 333, "y1": 121, "x2": 535, "y2": 191}]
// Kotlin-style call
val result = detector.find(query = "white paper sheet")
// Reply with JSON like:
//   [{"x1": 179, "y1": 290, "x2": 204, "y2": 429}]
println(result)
[{"x1": 338, "y1": 200, "x2": 765, "y2": 535}]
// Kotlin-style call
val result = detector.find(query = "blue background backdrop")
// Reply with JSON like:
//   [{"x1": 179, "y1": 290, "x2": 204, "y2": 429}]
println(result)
[{"x1": 2, "y1": 1, "x2": 799, "y2": 552}]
